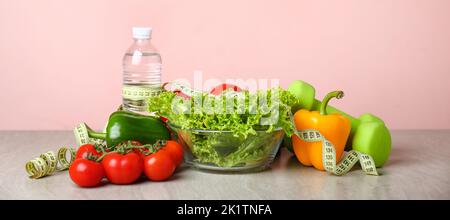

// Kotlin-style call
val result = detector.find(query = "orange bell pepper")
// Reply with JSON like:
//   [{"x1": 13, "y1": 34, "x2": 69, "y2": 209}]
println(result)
[{"x1": 292, "y1": 91, "x2": 351, "y2": 171}]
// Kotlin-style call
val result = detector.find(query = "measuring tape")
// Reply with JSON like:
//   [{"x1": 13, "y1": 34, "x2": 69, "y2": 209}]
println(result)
[
  {"x1": 162, "y1": 82, "x2": 205, "y2": 98},
  {"x1": 73, "y1": 122, "x2": 107, "y2": 147},
  {"x1": 25, "y1": 122, "x2": 106, "y2": 179},
  {"x1": 122, "y1": 85, "x2": 161, "y2": 101},
  {"x1": 26, "y1": 121, "x2": 109, "y2": 179},
  {"x1": 25, "y1": 147, "x2": 76, "y2": 179},
  {"x1": 294, "y1": 129, "x2": 378, "y2": 176},
  {"x1": 285, "y1": 105, "x2": 379, "y2": 176}
]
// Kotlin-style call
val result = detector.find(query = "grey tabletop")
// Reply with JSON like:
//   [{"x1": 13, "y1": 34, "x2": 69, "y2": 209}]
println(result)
[{"x1": 0, "y1": 130, "x2": 449, "y2": 200}]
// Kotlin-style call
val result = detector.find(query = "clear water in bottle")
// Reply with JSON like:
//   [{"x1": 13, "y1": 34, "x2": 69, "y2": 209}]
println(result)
[{"x1": 122, "y1": 27, "x2": 162, "y2": 114}]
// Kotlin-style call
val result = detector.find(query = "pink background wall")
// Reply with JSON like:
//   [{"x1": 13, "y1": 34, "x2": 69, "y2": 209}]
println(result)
[{"x1": 1, "y1": 0, "x2": 449, "y2": 130}]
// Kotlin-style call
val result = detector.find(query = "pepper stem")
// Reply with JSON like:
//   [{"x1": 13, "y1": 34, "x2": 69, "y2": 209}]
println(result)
[
  {"x1": 87, "y1": 130, "x2": 107, "y2": 140},
  {"x1": 320, "y1": 91, "x2": 344, "y2": 115}
]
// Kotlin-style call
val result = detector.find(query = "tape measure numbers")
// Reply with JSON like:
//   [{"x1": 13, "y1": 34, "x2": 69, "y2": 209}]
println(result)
[
  {"x1": 162, "y1": 82, "x2": 204, "y2": 98},
  {"x1": 294, "y1": 129, "x2": 379, "y2": 176},
  {"x1": 25, "y1": 147, "x2": 76, "y2": 179},
  {"x1": 74, "y1": 122, "x2": 106, "y2": 148},
  {"x1": 122, "y1": 85, "x2": 161, "y2": 101},
  {"x1": 285, "y1": 105, "x2": 379, "y2": 176},
  {"x1": 26, "y1": 122, "x2": 109, "y2": 179}
]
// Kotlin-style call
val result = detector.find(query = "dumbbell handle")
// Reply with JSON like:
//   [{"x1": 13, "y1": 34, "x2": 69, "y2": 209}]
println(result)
[{"x1": 287, "y1": 80, "x2": 384, "y2": 137}]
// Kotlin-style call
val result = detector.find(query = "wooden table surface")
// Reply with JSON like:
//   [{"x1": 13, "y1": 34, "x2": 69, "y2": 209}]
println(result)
[{"x1": 0, "y1": 130, "x2": 449, "y2": 200}]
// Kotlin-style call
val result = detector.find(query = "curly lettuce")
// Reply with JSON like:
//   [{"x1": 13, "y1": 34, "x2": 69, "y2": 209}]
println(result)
[{"x1": 148, "y1": 87, "x2": 298, "y2": 167}]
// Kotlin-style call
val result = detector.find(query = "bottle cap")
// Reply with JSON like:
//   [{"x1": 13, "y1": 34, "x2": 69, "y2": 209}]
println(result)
[{"x1": 132, "y1": 27, "x2": 152, "y2": 39}]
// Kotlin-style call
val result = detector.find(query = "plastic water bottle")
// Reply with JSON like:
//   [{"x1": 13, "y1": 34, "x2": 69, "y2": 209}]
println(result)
[{"x1": 122, "y1": 27, "x2": 162, "y2": 114}]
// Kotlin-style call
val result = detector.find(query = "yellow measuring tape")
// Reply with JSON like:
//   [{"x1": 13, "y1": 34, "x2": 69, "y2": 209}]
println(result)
[
  {"x1": 73, "y1": 122, "x2": 107, "y2": 147},
  {"x1": 284, "y1": 103, "x2": 379, "y2": 176},
  {"x1": 122, "y1": 85, "x2": 161, "y2": 101},
  {"x1": 25, "y1": 147, "x2": 76, "y2": 179},
  {"x1": 294, "y1": 129, "x2": 378, "y2": 176},
  {"x1": 163, "y1": 82, "x2": 202, "y2": 96},
  {"x1": 26, "y1": 123, "x2": 107, "y2": 179}
]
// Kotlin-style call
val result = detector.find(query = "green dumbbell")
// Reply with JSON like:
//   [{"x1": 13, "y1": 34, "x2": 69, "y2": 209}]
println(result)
[{"x1": 286, "y1": 80, "x2": 391, "y2": 167}]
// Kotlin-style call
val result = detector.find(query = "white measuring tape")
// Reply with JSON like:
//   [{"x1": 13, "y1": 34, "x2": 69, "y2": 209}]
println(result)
[
  {"x1": 26, "y1": 123, "x2": 106, "y2": 179},
  {"x1": 73, "y1": 122, "x2": 107, "y2": 148},
  {"x1": 284, "y1": 103, "x2": 379, "y2": 176},
  {"x1": 294, "y1": 129, "x2": 378, "y2": 176},
  {"x1": 162, "y1": 82, "x2": 205, "y2": 98},
  {"x1": 122, "y1": 85, "x2": 161, "y2": 101},
  {"x1": 25, "y1": 147, "x2": 76, "y2": 179}
]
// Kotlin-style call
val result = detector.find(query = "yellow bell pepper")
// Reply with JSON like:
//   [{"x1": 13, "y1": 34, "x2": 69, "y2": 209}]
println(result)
[{"x1": 292, "y1": 91, "x2": 351, "y2": 171}]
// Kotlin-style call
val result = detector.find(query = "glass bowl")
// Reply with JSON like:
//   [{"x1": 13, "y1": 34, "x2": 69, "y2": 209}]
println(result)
[{"x1": 169, "y1": 124, "x2": 285, "y2": 173}]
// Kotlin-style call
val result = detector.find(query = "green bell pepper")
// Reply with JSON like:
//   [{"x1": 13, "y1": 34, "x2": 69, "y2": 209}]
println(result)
[{"x1": 88, "y1": 111, "x2": 171, "y2": 149}]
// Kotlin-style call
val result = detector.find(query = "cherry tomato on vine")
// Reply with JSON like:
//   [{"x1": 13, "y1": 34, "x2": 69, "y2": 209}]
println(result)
[
  {"x1": 75, "y1": 144, "x2": 102, "y2": 159},
  {"x1": 69, "y1": 158, "x2": 105, "y2": 187},
  {"x1": 101, "y1": 152, "x2": 143, "y2": 185},
  {"x1": 144, "y1": 150, "x2": 175, "y2": 181},
  {"x1": 128, "y1": 140, "x2": 148, "y2": 160},
  {"x1": 161, "y1": 140, "x2": 184, "y2": 167}
]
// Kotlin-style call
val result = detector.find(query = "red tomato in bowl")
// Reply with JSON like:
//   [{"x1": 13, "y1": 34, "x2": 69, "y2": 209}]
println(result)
[{"x1": 210, "y1": 83, "x2": 242, "y2": 95}]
